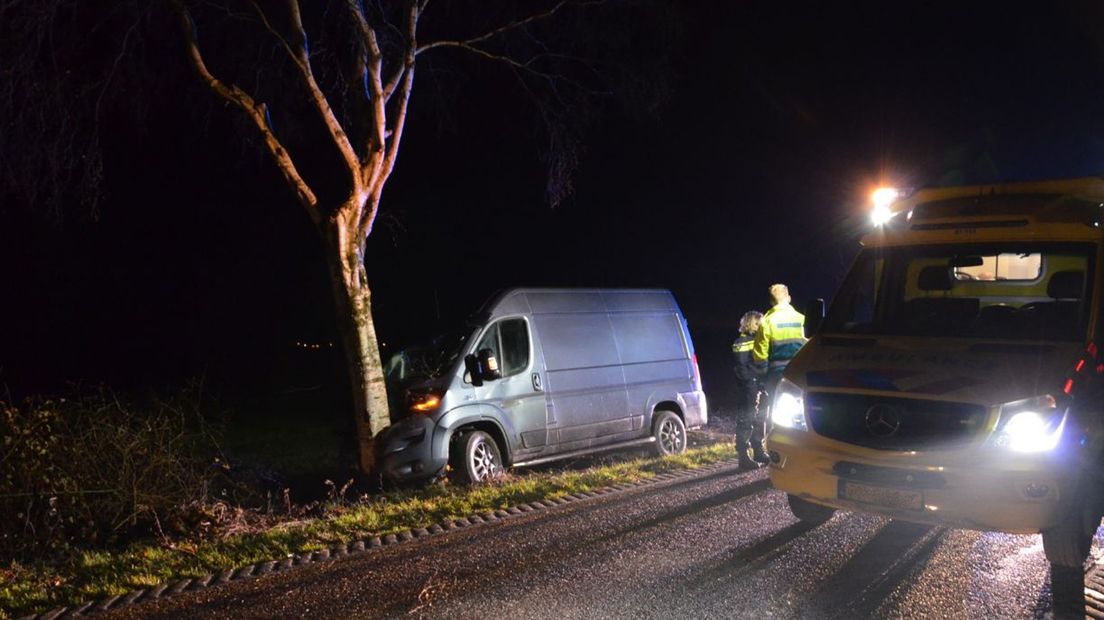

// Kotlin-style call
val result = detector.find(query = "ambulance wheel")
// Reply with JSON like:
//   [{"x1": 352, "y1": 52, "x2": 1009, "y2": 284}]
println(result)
[
  {"x1": 1042, "y1": 496, "x2": 1101, "y2": 568},
  {"x1": 449, "y1": 430, "x2": 504, "y2": 484},
  {"x1": 787, "y1": 494, "x2": 835, "y2": 524},
  {"x1": 652, "y1": 411, "x2": 687, "y2": 456}
]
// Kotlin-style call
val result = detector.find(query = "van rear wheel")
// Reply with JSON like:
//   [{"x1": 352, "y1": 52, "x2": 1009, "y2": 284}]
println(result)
[
  {"x1": 450, "y1": 430, "x2": 504, "y2": 484},
  {"x1": 652, "y1": 411, "x2": 687, "y2": 457}
]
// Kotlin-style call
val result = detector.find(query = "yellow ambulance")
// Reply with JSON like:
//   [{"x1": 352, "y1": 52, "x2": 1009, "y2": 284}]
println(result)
[{"x1": 768, "y1": 177, "x2": 1104, "y2": 568}]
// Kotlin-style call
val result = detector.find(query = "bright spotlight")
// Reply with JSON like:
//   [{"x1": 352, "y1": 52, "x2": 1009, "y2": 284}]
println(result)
[{"x1": 870, "y1": 187, "x2": 900, "y2": 226}]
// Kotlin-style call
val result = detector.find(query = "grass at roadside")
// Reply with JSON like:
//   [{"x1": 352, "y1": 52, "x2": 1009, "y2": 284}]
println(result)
[{"x1": 1, "y1": 443, "x2": 736, "y2": 617}]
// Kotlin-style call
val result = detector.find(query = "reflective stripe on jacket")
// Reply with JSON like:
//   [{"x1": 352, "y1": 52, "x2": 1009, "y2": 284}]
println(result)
[
  {"x1": 752, "y1": 303, "x2": 807, "y2": 371},
  {"x1": 732, "y1": 333, "x2": 758, "y2": 383}
]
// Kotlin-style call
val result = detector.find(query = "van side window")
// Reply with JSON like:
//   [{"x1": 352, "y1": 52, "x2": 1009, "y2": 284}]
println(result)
[
  {"x1": 476, "y1": 319, "x2": 530, "y2": 377},
  {"x1": 499, "y1": 319, "x2": 530, "y2": 375}
]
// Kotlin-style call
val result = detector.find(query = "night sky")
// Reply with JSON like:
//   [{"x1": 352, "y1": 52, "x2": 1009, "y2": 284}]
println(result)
[{"x1": 4, "y1": 1, "x2": 1104, "y2": 404}]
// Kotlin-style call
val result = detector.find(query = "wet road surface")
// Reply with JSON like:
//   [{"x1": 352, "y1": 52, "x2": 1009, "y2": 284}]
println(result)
[{"x1": 108, "y1": 463, "x2": 1102, "y2": 619}]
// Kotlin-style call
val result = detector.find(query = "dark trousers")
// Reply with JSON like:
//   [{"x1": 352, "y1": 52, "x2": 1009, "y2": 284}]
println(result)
[{"x1": 735, "y1": 379, "x2": 766, "y2": 451}]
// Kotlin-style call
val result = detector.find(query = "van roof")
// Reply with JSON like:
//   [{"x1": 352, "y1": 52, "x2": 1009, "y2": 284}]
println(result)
[
  {"x1": 481, "y1": 288, "x2": 679, "y2": 319},
  {"x1": 866, "y1": 176, "x2": 1104, "y2": 247}
]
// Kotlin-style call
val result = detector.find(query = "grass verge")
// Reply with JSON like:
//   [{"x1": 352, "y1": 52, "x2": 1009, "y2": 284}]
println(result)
[{"x1": 2, "y1": 443, "x2": 736, "y2": 617}]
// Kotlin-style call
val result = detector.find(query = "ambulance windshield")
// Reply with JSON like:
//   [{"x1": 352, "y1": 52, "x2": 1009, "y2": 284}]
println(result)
[{"x1": 822, "y1": 242, "x2": 1095, "y2": 341}]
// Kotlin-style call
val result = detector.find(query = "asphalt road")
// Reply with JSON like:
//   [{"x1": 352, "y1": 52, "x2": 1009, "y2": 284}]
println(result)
[{"x1": 107, "y1": 463, "x2": 1101, "y2": 619}]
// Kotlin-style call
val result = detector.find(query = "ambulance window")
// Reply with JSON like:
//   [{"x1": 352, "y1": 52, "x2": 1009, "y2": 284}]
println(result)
[
  {"x1": 849, "y1": 256, "x2": 879, "y2": 326},
  {"x1": 954, "y1": 253, "x2": 1041, "y2": 281},
  {"x1": 824, "y1": 253, "x2": 883, "y2": 333}
]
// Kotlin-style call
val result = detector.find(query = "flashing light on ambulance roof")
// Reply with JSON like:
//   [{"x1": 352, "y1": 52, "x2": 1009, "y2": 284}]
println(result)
[{"x1": 870, "y1": 187, "x2": 902, "y2": 226}]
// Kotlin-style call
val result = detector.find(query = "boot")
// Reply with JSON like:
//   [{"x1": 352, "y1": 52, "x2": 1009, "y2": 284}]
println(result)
[
  {"x1": 737, "y1": 443, "x2": 761, "y2": 471},
  {"x1": 752, "y1": 442, "x2": 771, "y2": 464}
]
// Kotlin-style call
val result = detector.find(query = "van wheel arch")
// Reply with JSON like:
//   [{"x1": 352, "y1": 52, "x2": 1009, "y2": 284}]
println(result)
[
  {"x1": 449, "y1": 420, "x2": 511, "y2": 467},
  {"x1": 653, "y1": 401, "x2": 684, "y2": 424}
]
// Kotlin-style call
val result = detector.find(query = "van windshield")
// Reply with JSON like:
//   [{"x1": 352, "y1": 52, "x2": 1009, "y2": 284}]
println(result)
[
  {"x1": 384, "y1": 327, "x2": 474, "y2": 382},
  {"x1": 823, "y1": 242, "x2": 1096, "y2": 341}
]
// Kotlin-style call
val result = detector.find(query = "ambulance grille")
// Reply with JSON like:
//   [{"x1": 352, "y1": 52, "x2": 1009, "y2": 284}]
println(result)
[{"x1": 805, "y1": 393, "x2": 989, "y2": 451}]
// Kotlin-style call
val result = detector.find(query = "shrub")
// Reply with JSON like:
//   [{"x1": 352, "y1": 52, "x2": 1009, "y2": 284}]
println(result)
[{"x1": 0, "y1": 387, "x2": 220, "y2": 560}]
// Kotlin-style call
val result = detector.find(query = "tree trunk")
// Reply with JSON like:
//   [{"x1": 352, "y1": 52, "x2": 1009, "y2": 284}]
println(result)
[{"x1": 326, "y1": 207, "x2": 391, "y2": 473}]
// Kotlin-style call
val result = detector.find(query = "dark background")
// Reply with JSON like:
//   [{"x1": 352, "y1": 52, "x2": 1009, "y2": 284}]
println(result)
[{"x1": 4, "y1": 0, "x2": 1104, "y2": 412}]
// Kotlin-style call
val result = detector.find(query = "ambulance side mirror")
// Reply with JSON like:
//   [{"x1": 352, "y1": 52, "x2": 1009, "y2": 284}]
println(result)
[{"x1": 805, "y1": 298, "x2": 825, "y2": 336}]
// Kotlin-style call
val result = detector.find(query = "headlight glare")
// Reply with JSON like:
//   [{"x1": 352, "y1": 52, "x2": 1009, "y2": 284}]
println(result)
[
  {"x1": 771, "y1": 378, "x2": 808, "y2": 431},
  {"x1": 993, "y1": 395, "x2": 1065, "y2": 452}
]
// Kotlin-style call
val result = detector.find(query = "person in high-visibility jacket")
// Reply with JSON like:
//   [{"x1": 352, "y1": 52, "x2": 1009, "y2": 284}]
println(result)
[
  {"x1": 732, "y1": 310, "x2": 766, "y2": 470},
  {"x1": 753, "y1": 283, "x2": 808, "y2": 398}
]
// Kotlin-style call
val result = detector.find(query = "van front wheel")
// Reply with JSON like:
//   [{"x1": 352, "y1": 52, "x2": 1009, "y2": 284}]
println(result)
[
  {"x1": 450, "y1": 430, "x2": 504, "y2": 484},
  {"x1": 652, "y1": 411, "x2": 687, "y2": 457}
]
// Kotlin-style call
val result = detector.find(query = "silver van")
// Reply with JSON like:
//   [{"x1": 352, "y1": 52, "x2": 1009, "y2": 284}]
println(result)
[{"x1": 378, "y1": 288, "x2": 708, "y2": 483}]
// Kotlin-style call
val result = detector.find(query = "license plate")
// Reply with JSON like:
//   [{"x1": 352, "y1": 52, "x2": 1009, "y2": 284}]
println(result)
[{"x1": 839, "y1": 480, "x2": 922, "y2": 511}]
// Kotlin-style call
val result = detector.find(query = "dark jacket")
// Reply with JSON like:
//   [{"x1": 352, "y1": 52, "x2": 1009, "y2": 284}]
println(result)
[{"x1": 732, "y1": 333, "x2": 759, "y2": 384}]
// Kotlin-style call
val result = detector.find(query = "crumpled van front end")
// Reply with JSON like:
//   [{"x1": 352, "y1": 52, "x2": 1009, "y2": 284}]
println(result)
[{"x1": 376, "y1": 377, "x2": 464, "y2": 483}]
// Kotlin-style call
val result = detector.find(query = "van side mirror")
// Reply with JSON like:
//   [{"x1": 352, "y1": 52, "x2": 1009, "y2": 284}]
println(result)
[
  {"x1": 478, "y1": 348, "x2": 502, "y2": 381},
  {"x1": 805, "y1": 298, "x2": 825, "y2": 336},
  {"x1": 464, "y1": 354, "x2": 484, "y2": 387},
  {"x1": 464, "y1": 348, "x2": 502, "y2": 386}
]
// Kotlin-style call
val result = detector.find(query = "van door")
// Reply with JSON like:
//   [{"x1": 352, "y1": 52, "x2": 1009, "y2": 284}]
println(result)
[
  {"x1": 610, "y1": 310, "x2": 692, "y2": 434},
  {"x1": 532, "y1": 313, "x2": 631, "y2": 447},
  {"x1": 470, "y1": 317, "x2": 548, "y2": 456}
]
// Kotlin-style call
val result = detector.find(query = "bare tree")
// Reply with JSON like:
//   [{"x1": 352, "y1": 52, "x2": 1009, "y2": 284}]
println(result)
[
  {"x1": 172, "y1": 0, "x2": 662, "y2": 471},
  {"x1": 2, "y1": 0, "x2": 674, "y2": 472}
]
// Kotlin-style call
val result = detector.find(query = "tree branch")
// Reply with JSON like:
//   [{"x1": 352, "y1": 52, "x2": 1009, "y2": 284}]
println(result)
[
  {"x1": 419, "y1": 41, "x2": 531, "y2": 72},
  {"x1": 412, "y1": 1, "x2": 606, "y2": 96},
  {"x1": 344, "y1": 0, "x2": 387, "y2": 153},
  {"x1": 173, "y1": 1, "x2": 320, "y2": 224},
  {"x1": 246, "y1": 1, "x2": 301, "y2": 68},
  {"x1": 278, "y1": 0, "x2": 363, "y2": 175},
  {"x1": 415, "y1": 0, "x2": 573, "y2": 56},
  {"x1": 359, "y1": 0, "x2": 418, "y2": 241}
]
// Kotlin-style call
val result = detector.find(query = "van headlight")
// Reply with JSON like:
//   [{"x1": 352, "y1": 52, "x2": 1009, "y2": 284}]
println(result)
[
  {"x1": 992, "y1": 395, "x2": 1066, "y2": 452},
  {"x1": 406, "y1": 388, "x2": 443, "y2": 414},
  {"x1": 771, "y1": 377, "x2": 808, "y2": 431}
]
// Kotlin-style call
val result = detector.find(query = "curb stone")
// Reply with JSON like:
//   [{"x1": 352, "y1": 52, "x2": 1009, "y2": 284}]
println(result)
[
  {"x1": 92, "y1": 594, "x2": 122, "y2": 614},
  {"x1": 119, "y1": 591, "x2": 145, "y2": 607},
  {"x1": 167, "y1": 579, "x2": 191, "y2": 596},
  {"x1": 147, "y1": 583, "x2": 170, "y2": 599},
  {"x1": 16, "y1": 458, "x2": 739, "y2": 619}
]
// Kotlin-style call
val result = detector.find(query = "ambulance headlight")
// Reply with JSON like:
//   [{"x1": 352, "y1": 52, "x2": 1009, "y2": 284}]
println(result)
[
  {"x1": 992, "y1": 395, "x2": 1066, "y2": 452},
  {"x1": 771, "y1": 378, "x2": 808, "y2": 431}
]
